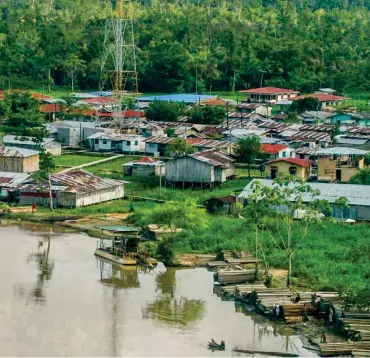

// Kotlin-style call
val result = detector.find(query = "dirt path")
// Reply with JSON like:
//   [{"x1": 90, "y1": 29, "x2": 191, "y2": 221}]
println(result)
[{"x1": 58, "y1": 154, "x2": 124, "y2": 173}]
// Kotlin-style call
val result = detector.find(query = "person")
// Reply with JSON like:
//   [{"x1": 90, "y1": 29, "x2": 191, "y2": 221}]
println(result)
[
  {"x1": 32, "y1": 202, "x2": 37, "y2": 213},
  {"x1": 302, "y1": 303, "x2": 309, "y2": 322},
  {"x1": 320, "y1": 331, "x2": 327, "y2": 343},
  {"x1": 328, "y1": 306, "x2": 334, "y2": 324},
  {"x1": 129, "y1": 203, "x2": 135, "y2": 213}
]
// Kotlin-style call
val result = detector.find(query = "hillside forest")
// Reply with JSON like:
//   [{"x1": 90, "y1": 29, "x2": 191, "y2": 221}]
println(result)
[{"x1": 0, "y1": 0, "x2": 369, "y2": 94}]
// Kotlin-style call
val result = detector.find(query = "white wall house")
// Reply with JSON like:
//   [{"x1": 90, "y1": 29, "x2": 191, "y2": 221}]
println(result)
[{"x1": 87, "y1": 133, "x2": 144, "y2": 153}]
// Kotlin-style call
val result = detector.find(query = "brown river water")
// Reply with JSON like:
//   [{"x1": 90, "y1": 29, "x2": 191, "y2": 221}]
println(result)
[{"x1": 0, "y1": 223, "x2": 317, "y2": 357}]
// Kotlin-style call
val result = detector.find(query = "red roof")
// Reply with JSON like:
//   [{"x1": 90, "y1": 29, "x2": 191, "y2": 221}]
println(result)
[
  {"x1": 82, "y1": 97, "x2": 117, "y2": 105},
  {"x1": 134, "y1": 157, "x2": 159, "y2": 164},
  {"x1": 292, "y1": 93, "x2": 349, "y2": 102},
  {"x1": 261, "y1": 144, "x2": 289, "y2": 154},
  {"x1": 239, "y1": 87, "x2": 299, "y2": 95},
  {"x1": 40, "y1": 104, "x2": 62, "y2": 113},
  {"x1": 266, "y1": 158, "x2": 313, "y2": 167}
]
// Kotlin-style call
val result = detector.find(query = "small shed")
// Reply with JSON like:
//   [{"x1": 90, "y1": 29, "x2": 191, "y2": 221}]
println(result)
[
  {"x1": 204, "y1": 195, "x2": 237, "y2": 214},
  {"x1": 0, "y1": 172, "x2": 30, "y2": 202},
  {"x1": 0, "y1": 147, "x2": 39, "y2": 173},
  {"x1": 123, "y1": 157, "x2": 165, "y2": 176}
]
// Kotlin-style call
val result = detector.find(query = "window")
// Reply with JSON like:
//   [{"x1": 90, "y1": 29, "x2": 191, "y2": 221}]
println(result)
[
  {"x1": 134, "y1": 141, "x2": 138, "y2": 146},
  {"x1": 290, "y1": 151, "x2": 294, "y2": 157},
  {"x1": 289, "y1": 166, "x2": 297, "y2": 175},
  {"x1": 102, "y1": 140, "x2": 107, "y2": 144},
  {"x1": 94, "y1": 139, "x2": 99, "y2": 144},
  {"x1": 142, "y1": 128, "x2": 146, "y2": 133},
  {"x1": 126, "y1": 141, "x2": 131, "y2": 146},
  {"x1": 282, "y1": 151, "x2": 286, "y2": 157}
]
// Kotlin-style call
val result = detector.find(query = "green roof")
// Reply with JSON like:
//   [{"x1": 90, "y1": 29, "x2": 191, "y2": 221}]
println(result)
[{"x1": 96, "y1": 225, "x2": 140, "y2": 233}]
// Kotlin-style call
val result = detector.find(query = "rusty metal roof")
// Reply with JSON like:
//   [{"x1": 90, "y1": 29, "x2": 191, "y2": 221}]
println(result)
[
  {"x1": 0, "y1": 147, "x2": 39, "y2": 158},
  {"x1": 189, "y1": 149, "x2": 235, "y2": 167},
  {"x1": 52, "y1": 169, "x2": 126, "y2": 194},
  {"x1": 145, "y1": 136, "x2": 175, "y2": 144},
  {"x1": 290, "y1": 131, "x2": 331, "y2": 142},
  {"x1": 0, "y1": 172, "x2": 30, "y2": 188}
]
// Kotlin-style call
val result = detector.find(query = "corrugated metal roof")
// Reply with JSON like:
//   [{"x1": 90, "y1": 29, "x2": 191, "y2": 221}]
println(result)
[
  {"x1": 2, "y1": 135, "x2": 55, "y2": 146},
  {"x1": 0, "y1": 172, "x2": 30, "y2": 188},
  {"x1": 295, "y1": 147, "x2": 318, "y2": 155},
  {"x1": 189, "y1": 149, "x2": 235, "y2": 167},
  {"x1": 316, "y1": 147, "x2": 369, "y2": 155},
  {"x1": 337, "y1": 137, "x2": 369, "y2": 145},
  {"x1": 145, "y1": 136, "x2": 174, "y2": 144},
  {"x1": 290, "y1": 131, "x2": 331, "y2": 142},
  {"x1": 137, "y1": 94, "x2": 216, "y2": 104},
  {"x1": 86, "y1": 133, "x2": 142, "y2": 141},
  {"x1": 0, "y1": 147, "x2": 39, "y2": 158},
  {"x1": 238, "y1": 179, "x2": 370, "y2": 206},
  {"x1": 52, "y1": 169, "x2": 125, "y2": 194}
]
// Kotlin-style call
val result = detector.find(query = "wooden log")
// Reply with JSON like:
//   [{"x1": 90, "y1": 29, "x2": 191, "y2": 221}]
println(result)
[{"x1": 233, "y1": 348, "x2": 299, "y2": 357}]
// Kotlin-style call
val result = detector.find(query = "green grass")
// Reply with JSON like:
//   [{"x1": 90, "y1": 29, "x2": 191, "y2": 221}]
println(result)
[
  {"x1": 54, "y1": 154, "x2": 105, "y2": 169},
  {"x1": 88, "y1": 156, "x2": 142, "y2": 175}
]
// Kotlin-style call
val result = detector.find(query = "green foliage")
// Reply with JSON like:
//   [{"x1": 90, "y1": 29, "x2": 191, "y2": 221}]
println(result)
[
  {"x1": 234, "y1": 136, "x2": 261, "y2": 177},
  {"x1": 364, "y1": 153, "x2": 370, "y2": 166},
  {"x1": 165, "y1": 138, "x2": 195, "y2": 157},
  {"x1": 165, "y1": 128, "x2": 176, "y2": 137},
  {"x1": 188, "y1": 106, "x2": 226, "y2": 125},
  {"x1": 290, "y1": 97, "x2": 322, "y2": 113},
  {"x1": 0, "y1": 91, "x2": 44, "y2": 135},
  {"x1": 146, "y1": 101, "x2": 185, "y2": 122},
  {"x1": 349, "y1": 168, "x2": 370, "y2": 185}
]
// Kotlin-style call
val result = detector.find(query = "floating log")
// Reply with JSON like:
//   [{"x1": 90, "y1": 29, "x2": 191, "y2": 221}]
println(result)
[
  {"x1": 217, "y1": 268, "x2": 256, "y2": 285},
  {"x1": 233, "y1": 348, "x2": 299, "y2": 357}
]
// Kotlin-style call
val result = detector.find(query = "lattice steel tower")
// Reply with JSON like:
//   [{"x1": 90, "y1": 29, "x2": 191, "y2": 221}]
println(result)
[{"x1": 100, "y1": 0, "x2": 138, "y2": 98}]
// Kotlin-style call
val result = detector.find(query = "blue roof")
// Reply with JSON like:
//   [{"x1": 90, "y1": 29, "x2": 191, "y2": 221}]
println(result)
[
  {"x1": 89, "y1": 91, "x2": 114, "y2": 97},
  {"x1": 137, "y1": 94, "x2": 216, "y2": 104}
]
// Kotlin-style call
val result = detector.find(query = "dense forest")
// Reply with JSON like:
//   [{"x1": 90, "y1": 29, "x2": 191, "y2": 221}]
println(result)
[{"x1": 0, "y1": 0, "x2": 369, "y2": 94}]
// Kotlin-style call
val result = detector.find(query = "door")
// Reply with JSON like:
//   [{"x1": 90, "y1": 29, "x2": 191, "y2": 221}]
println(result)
[
  {"x1": 336, "y1": 169, "x2": 342, "y2": 181},
  {"x1": 270, "y1": 166, "x2": 278, "y2": 179}
]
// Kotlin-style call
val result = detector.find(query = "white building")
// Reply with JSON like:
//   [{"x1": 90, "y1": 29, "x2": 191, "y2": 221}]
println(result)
[{"x1": 87, "y1": 133, "x2": 144, "y2": 153}]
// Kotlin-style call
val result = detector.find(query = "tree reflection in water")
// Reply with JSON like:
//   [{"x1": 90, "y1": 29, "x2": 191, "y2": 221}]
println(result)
[
  {"x1": 26, "y1": 230, "x2": 54, "y2": 304},
  {"x1": 143, "y1": 268, "x2": 205, "y2": 328}
]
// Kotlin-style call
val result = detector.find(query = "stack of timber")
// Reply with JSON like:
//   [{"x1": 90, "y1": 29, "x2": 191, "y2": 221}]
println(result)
[
  {"x1": 216, "y1": 266, "x2": 256, "y2": 285},
  {"x1": 249, "y1": 288, "x2": 293, "y2": 314},
  {"x1": 234, "y1": 283, "x2": 267, "y2": 302},
  {"x1": 282, "y1": 303, "x2": 313, "y2": 323},
  {"x1": 338, "y1": 313, "x2": 370, "y2": 342},
  {"x1": 319, "y1": 342, "x2": 370, "y2": 357}
]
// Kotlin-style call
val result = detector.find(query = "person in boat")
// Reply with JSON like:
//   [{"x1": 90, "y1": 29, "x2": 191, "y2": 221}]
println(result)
[
  {"x1": 208, "y1": 339, "x2": 225, "y2": 351},
  {"x1": 320, "y1": 331, "x2": 327, "y2": 343}
]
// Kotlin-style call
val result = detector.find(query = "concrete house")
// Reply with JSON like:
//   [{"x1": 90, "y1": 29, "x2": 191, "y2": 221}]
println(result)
[
  {"x1": 239, "y1": 87, "x2": 299, "y2": 104},
  {"x1": 18, "y1": 169, "x2": 126, "y2": 208},
  {"x1": 2, "y1": 135, "x2": 62, "y2": 156},
  {"x1": 265, "y1": 158, "x2": 313, "y2": 181},
  {"x1": 316, "y1": 147, "x2": 368, "y2": 183},
  {"x1": 261, "y1": 144, "x2": 295, "y2": 160},
  {"x1": 123, "y1": 157, "x2": 165, "y2": 176},
  {"x1": 87, "y1": 133, "x2": 144, "y2": 153},
  {"x1": 165, "y1": 150, "x2": 235, "y2": 187},
  {"x1": 0, "y1": 172, "x2": 30, "y2": 202},
  {"x1": 238, "y1": 179, "x2": 370, "y2": 221},
  {"x1": 292, "y1": 93, "x2": 349, "y2": 107},
  {"x1": 0, "y1": 147, "x2": 39, "y2": 173},
  {"x1": 138, "y1": 123, "x2": 165, "y2": 138}
]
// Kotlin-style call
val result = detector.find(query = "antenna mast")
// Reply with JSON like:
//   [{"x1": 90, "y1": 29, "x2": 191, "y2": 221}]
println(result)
[{"x1": 100, "y1": 0, "x2": 139, "y2": 129}]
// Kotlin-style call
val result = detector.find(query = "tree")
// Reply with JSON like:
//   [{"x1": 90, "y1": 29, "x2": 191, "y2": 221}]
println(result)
[
  {"x1": 247, "y1": 177, "x2": 347, "y2": 286},
  {"x1": 234, "y1": 136, "x2": 261, "y2": 177},
  {"x1": 290, "y1": 97, "x2": 322, "y2": 113},
  {"x1": 63, "y1": 55, "x2": 86, "y2": 92},
  {"x1": 147, "y1": 200, "x2": 208, "y2": 265},
  {"x1": 165, "y1": 128, "x2": 176, "y2": 137},
  {"x1": 0, "y1": 91, "x2": 45, "y2": 135},
  {"x1": 330, "y1": 122, "x2": 340, "y2": 142},
  {"x1": 32, "y1": 149, "x2": 56, "y2": 212},
  {"x1": 349, "y1": 168, "x2": 370, "y2": 185},
  {"x1": 188, "y1": 106, "x2": 226, "y2": 125},
  {"x1": 146, "y1": 101, "x2": 185, "y2": 122},
  {"x1": 166, "y1": 138, "x2": 195, "y2": 157}
]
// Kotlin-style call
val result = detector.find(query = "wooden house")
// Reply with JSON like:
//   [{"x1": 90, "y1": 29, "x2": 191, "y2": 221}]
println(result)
[
  {"x1": 204, "y1": 195, "x2": 237, "y2": 214},
  {"x1": 165, "y1": 150, "x2": 235, "y2": 188},
  {"x1": 0, "y1": 172, "x2": 30, "y2": 202},
  {"x1": 18, "y1": 169, "x2": 126, "y2": 208},
  {"x1": 87, "y1": 133, "x2": 144, "y2": 153},
  {"x1": 0, "y1": 147, "x2": 39, "y2": 173},
  {"x1": 265, "y1": 158, "x2": 313, "y2": 181}
]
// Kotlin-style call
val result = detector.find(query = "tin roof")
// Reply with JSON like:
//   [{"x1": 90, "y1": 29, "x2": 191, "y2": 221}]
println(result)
[
  {"x1": 238, "y1": 179, "x2": 370, "y2": 206},
  {"x1": 145, "y1": 136, "x2": 174, "y2": 145},
  {"x1": 293, "y1": 93, "x2": 349, "y2": 102},
  {"x1": 186, "y1": 138, "x2": 229, "y2": 149},
  {"x1": 316, "y1": 147, "x2": 369, "y2": 156},
  {"x1": 189, "y1": 150, "x2": 235, "y2": 167},
  {"x1": 0, "y1": 147, "x2": 39, "y2": 158},
  {"x1": 0, "y1": 172, "x2": 30, "y2": 188},
  {"x1": 52, "y1": 169, "x2": 125, "y2": 194},
  {"x1": 295, "y1": 147, "x2": 318, "y2": 155},
  {"x1": 137, "y1": 94, "x2": 216, "y2": 104},
  {"x1": 2, "y1": 135, "x2": 55, "y2": 146},
  {"x1": 86, "y1": 133, "x2": 142, "y2": 141}
]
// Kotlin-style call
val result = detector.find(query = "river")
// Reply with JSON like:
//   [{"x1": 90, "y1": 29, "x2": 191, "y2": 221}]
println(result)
[{"x1": 0, "y1": 223, "x2": 316, "y2": 357}]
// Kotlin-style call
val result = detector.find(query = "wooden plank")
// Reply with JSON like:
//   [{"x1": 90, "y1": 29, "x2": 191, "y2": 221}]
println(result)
[{"x1": 233, "y1": 348, "x2": 299, "y2": 357}]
